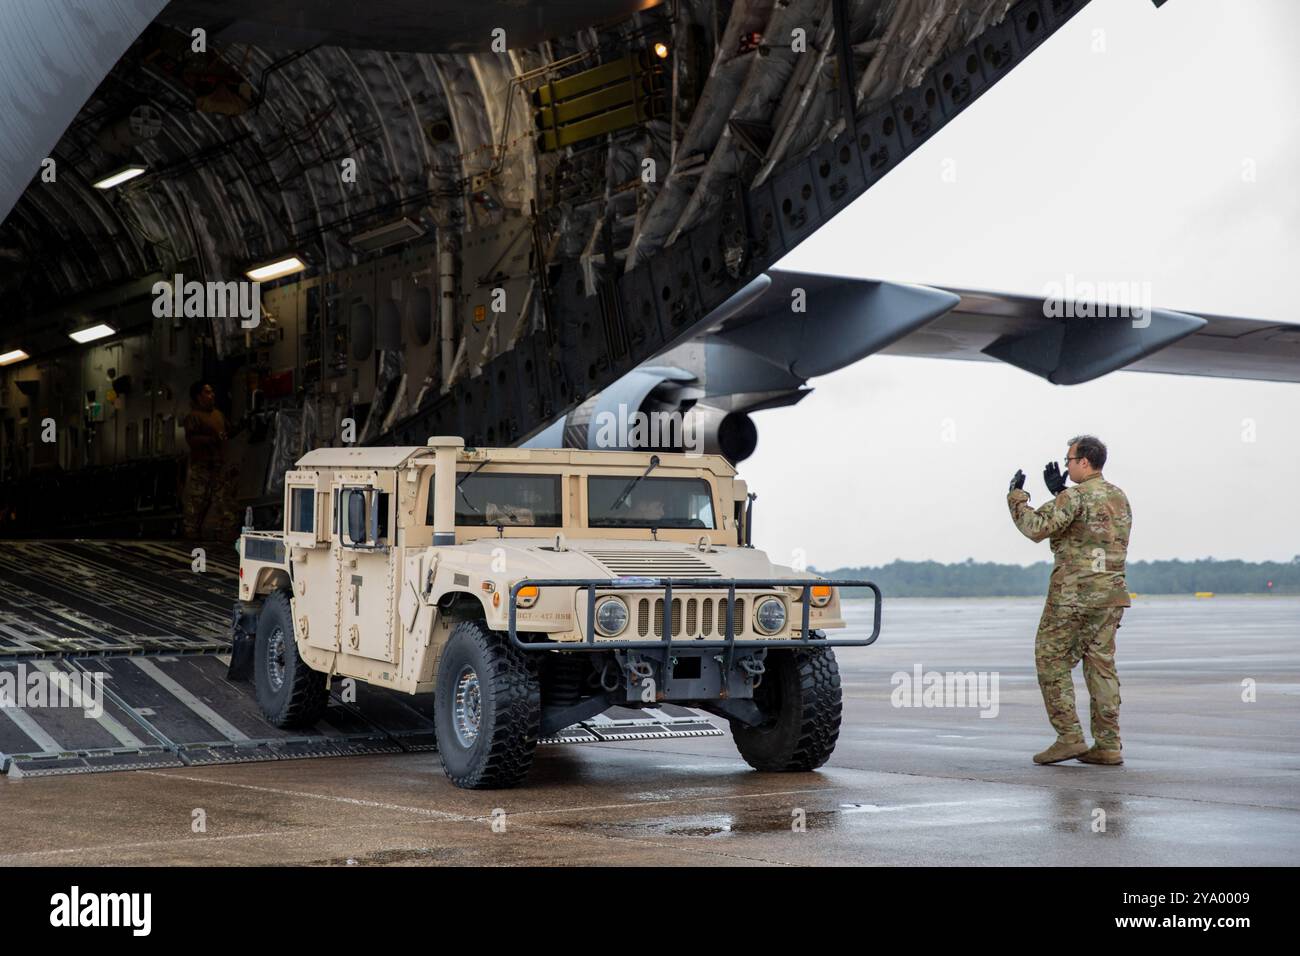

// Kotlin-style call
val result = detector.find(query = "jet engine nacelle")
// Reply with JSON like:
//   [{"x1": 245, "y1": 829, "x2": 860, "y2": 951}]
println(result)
[
  {"x1": 678, "y1": 405, "x2": 758, "y2": 464},
  {"x1": 522, "y1": 365, "x2": 760, "y2": 463}
]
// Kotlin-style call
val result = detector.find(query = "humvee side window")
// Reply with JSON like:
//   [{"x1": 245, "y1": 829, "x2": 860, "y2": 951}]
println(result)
[
  {"x1": 452, "y1": 472, "x2": 562, "y2": 527},
  {"x1": 587, "y1": 476, "x2": 716, "y2": 529},
  {"x1": 289, "y1": 488, "x2": 314, "y2": 533}
]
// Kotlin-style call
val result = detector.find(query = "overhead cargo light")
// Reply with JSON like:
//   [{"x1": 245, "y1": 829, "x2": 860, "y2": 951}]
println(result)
[
  {"x1": 0, "y1": 349, "x2": 30, "y2": 366},
  {"x1": 653, "y1": 41, "x2": 669, "y2": 59},
  {"x1": 92, "y1": 165, "x2": 147, "y2": 190},
  {"x1": 68, "y1": 323, "x2": 116, "y2": 344},
  {"x1": 245, "y1": 255, "x2": 306, "y2": 282},
  {"x1": 347, "y1": 217, "x2": 425, "y2": 253}
]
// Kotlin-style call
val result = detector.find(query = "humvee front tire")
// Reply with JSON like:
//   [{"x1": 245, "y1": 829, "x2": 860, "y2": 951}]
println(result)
[
  {"x1": 434, "y1": 620, "x2": 541, "y2": 789},
  {"x1": 253, "y1": 590, "x2": 329, "y2": 728},
  {"x1": 731, "y1": 646, "x2": 842, "y2": 772}
]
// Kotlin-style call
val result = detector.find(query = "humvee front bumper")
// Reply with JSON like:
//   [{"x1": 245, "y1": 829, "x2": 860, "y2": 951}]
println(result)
[{"x1": 507, "y1": 578, "x2": 882, "y2": 652}]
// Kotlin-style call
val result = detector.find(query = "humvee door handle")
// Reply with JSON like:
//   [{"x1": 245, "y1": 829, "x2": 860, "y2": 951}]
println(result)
[{"x1": 350, "y1": 574, "x2": 363, "y2": 615}]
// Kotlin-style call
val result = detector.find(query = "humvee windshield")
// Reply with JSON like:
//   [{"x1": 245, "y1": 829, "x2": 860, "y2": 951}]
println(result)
[
  {"x1": 587, "y1": 476, "x2": 715, "y2": 529},
  {"x1": 445, "y1": 471, "x2": 563, "y2": 527}
]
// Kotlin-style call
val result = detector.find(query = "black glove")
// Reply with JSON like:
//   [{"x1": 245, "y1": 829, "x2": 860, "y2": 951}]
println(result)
[
  {"x1": 1009, "y1": 469, "x2": 1026, "y2": 492},
  {"x1": 1043, "y1": 461, "x2": 1067, "y2": 495}
]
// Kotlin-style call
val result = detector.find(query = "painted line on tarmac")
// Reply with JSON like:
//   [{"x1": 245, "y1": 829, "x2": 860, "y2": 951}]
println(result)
[
  {"x1": 130, "y1": 771, "x2": 801, "y2": 866},
  {"x1": 507, "y1": 787, "x2": 843, "y2": 818},
  {"x1": 0, "y1": 823, "x2": 389, "y2": 863},
  {"x1": 138, "y1": 770, "x2": 841, "y2": 823},
  {"x1": 136, "y1": 771, "x2": 468, "y2": 821}
]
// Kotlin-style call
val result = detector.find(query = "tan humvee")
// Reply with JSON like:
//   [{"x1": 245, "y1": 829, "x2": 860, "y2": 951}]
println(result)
[{"x1": 233, "y1": 436, "x2": 880, "y2": 788}]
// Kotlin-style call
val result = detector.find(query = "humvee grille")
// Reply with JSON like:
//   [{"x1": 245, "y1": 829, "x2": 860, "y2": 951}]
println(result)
[
  {"x1": 633, "y1": 595, "x2": 748, "y2": 638},
  {"x1": 586, "y1": 549, "x2": 720, "y2": 577}
]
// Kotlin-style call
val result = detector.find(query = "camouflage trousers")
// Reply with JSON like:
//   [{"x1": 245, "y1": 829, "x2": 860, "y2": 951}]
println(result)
[
  {"x1": 184, "y1": 460, "x2": 238, "y2": 539},
  {"x1": 1034, "y1": 603, "x2": 1124, "y2": 750}
]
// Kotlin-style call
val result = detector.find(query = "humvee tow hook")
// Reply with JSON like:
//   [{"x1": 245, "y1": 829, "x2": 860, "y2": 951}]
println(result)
[{"x1": 626, "y1": 660, "x2": 655, "y2": 685}]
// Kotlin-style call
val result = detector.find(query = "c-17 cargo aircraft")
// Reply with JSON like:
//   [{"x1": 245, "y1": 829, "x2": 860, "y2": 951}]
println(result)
[{"x1": 6, "y1": 0, "x2": 1292, "y2": 500}]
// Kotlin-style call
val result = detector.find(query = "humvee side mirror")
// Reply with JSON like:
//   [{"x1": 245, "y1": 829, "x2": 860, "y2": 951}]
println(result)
[{"x1": 347, "y1": 490, "x2": 368, "y2": 545}]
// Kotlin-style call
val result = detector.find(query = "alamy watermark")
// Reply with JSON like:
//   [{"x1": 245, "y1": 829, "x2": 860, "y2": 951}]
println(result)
[
  {"x1": 890, "y1": 663, "x2": 1000, "y2": 718},
  {"x1": 1042, "y1": 274, "x2": 1152, "y2": 329},
  {"x1": 591, "y1": 403, "x2": 702, "y2": 456},
  {"x1": 0, "y1": 664, "x2": 104, "y2": 718},
  {"x1": 152, "y1": 273, "x2": 261, "y2": 328},
  {"x1": 50, "y1": 886, "x2": 151, "y2": 936}
]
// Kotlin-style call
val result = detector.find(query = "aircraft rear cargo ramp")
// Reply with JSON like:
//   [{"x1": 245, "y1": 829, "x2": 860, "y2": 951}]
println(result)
[{"x1": 0, "y1": 542, "x2": 720, "y2": 778}]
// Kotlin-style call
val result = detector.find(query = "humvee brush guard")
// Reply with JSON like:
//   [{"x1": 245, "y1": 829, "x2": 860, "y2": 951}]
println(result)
[{"x1": 233, "y1": 437, "x2": 882, "y2": 788}]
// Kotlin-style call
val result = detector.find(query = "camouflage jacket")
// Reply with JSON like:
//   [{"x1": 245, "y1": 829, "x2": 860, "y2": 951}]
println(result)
[{"x1": 1007, "y1": 472, "x2": 1132, "y2": 607}]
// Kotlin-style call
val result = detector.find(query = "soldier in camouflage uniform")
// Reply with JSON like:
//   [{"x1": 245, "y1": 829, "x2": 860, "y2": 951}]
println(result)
[
  {"x1": 1007, "y1": 435, "x2": 1131, "y2": 766},
  {"x1": 182, "y1": 382, "x2": 239, "y2": 540}
]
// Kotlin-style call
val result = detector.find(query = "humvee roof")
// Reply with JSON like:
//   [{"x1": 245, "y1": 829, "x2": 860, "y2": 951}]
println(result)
[{"x1": 291, "y1": 443, "x2": 738, "y2": 475}]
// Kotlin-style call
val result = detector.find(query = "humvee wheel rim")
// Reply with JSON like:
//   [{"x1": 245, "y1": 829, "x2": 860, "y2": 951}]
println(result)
[
  {"x1": 267, "y1": 627, "x2": 287, "y2": 691},
  {"x1": 452, "y1": 665, "x2": 482, "y2": 748}
]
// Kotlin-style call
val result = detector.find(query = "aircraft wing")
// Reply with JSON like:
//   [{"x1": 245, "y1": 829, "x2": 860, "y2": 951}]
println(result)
[{"x1": 874, "y1": 284, "x2": 1300, "y2": 385}]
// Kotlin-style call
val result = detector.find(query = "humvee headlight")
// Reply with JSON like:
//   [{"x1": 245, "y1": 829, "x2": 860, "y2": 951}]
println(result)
[
  {"x1": 516, "y1": 585, "x2": 540, "y2": 608},
  {"x1": 595, "y1": 597, "x2": 629, "y2": 636},
  {"x1": 755, "y1": 597, "x2": 786, "y2": 634},
  {"x1": 809, "y1": 585, "x2": 832, "y2": 607}
]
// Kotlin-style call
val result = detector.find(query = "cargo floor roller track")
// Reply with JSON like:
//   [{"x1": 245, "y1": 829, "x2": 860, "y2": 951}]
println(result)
[
  {"x1": 0, "y1": 541, "x2": 721, "y2": 777},
  {"x1": 0, "y1": 540, "x2": 235, "y2": 658}
]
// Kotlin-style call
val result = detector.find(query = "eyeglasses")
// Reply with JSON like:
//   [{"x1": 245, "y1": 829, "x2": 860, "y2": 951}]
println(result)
[{"x1": 1063, "y1": 456, "x2": 1085, "y2": 464}]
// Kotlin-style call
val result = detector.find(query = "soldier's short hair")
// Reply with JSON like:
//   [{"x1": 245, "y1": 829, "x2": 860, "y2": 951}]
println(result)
[
  {"x1": 189, "y1": 381, "x2": 208, "y2": 404},
  {"x1": 1068, "y1": 434, "x2": 1107, "y2": 470}
]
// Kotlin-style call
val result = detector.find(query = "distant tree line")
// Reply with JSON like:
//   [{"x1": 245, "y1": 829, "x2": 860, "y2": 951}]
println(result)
[{"x1": 822, "y1": 557, "x2": 1300, "y2": 598}]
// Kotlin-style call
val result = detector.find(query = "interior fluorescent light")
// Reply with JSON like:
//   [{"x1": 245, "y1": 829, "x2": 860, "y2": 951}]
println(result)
[
  {"x1": 68, "y1": 323, "x2": 116, "y2": 344},
  {"x1": 245, "y1": 255, "x2": 306, "y2": 282},
  {"x1": 92, "y1": 165, "x2": 147, "y2": 190},
  {"x1": 0, "y1": 349, "x2": 29, "y2": 366}
]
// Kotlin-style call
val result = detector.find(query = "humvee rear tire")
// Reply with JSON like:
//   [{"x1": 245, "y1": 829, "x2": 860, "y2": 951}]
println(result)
[
  {"x1": 253, "y1": 590, "x2": 329, "y2": 728},
  {"x1": 434, "y1": 620, "x2": 541, "y2": 789},
  {"x1": 730, "y1": 646, "x2": 842, "y2": 772}
]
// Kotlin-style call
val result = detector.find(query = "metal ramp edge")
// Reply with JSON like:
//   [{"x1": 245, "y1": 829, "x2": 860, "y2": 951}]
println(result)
[{"x1": 1, "y1": 657, "x2": 722, "y2": 778}]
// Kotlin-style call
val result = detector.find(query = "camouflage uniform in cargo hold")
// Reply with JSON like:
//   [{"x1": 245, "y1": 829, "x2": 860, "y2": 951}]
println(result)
[{"x1": 232, "y1": 437, "x2": 882, "y2": 789}]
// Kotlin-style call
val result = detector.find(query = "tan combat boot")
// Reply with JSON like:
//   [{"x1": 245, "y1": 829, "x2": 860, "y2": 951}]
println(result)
[
  {"x1": 1077, "y1": 746, "x2": 1123, "y2": 765},
  {"x1": 1033, "y1": 739, "x2": 1089, "y2": 764}
]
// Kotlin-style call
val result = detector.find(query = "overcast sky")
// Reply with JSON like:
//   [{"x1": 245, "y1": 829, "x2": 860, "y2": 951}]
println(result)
[{"x1": 743, "y1": 0, "x2": 1299, "y2": 569}]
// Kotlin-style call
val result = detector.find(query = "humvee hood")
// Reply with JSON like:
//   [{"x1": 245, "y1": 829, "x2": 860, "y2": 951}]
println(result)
[{"x1": 448, "y1": 538, "x2": 808, "y2": 580}]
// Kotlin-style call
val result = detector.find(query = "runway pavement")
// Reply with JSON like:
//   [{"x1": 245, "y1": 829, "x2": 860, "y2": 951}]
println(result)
[{"x1": 1, "y1": 595, "x2": 1296, "y2": 866}]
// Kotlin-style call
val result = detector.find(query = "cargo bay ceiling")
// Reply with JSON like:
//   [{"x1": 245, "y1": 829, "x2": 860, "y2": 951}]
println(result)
[{"x1": 0, "y1": 0, "x2": 1091, "y2": 494}]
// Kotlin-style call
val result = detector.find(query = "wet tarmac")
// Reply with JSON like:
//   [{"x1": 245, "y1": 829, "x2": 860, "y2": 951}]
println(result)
[{"x1": 2, "y1": 595, "x2": 1296, "y2": 866}]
